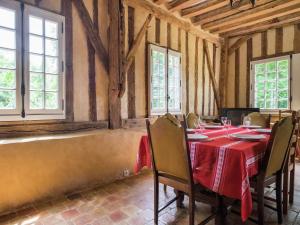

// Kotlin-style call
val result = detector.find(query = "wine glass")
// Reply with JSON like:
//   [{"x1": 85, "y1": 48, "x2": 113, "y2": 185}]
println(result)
[
  {"x1": 221, "y1": 116, "x2": 228, "y2": 126},
  {"x1": 226, "y1": 120, "x2": 231, "y2": 137}
]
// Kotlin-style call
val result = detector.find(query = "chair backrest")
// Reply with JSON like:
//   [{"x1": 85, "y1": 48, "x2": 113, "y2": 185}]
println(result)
[
  {"x1": 186, "y1": 113, "x2": 199, "y2": 129},
  {"x1": 263, "y1": 116, "x2": 295, "y2": 177},
  {"x1": 279, "y1": 110, "x2": 296, "y2": 120},
  {"x1": 247, "y1": 112, "x2": 270, "y2": 128},
  {"x1": 146, "y1": 114, "x2": 192, "y2": 181}
]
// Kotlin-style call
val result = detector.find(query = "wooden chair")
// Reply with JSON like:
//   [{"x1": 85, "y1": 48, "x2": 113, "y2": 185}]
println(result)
[
  {"x1": 250, "y1": 116, "x2": 296, "y2": 225},
  {"x1": 247, "y1": 112, "x2": 271, "y2": 128},
  {"x1": 186, "y1": 113, "x2": 199, "y2": 129},
  {"x1": 279, "y1": 110, "x2": 299, "y2": 214},
  {"x1": 146, "y1": 114, "x2": 217, "y2": 225}
]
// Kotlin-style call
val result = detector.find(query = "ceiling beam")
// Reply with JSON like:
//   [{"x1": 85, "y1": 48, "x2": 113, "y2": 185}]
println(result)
[
  {"x1": 202, "y1": 0, "x2": 300, "y2": 30},
  {"x1": 212, "y1": 3, "x2": 300, "y2": 34},
  {"x1": 192, "y1": 0, "x2": 273, "y2": 26},
  {"x1": 224, "y1": 13, "x2": 300, "y2": 37},
  {"x1": 181, "y1": 0, "x2": 228, "y2": 18},
  {"x1": 167, "y1": 0, "x2": 207, "y2": 12},
  {"x1": 124, "y1": 0, "x2": 222, "y2": 45}
]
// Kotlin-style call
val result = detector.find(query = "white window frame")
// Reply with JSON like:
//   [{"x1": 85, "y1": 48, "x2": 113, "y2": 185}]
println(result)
[
  {"x1": 0, "y1": 0, "x2": 22, "y2": 116},
  {"x1": 0, "y1": 1, "x2": 65, "y2": 121},
  {"x1": 250, "y1": 55, "x2": 291, "y2": 113},
  {"x1": 148, "y1": 44, "x2": 182, "y2": 116}
]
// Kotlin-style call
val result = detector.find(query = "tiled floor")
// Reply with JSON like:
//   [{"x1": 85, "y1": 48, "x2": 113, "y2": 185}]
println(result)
[{"x1": 1, "y1": 164, "x2": 300, "y2": 225}]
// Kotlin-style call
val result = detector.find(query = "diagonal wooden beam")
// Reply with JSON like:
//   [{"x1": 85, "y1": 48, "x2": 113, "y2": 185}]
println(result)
[
  {"x1": 119, "y1": 13, "x2": 154, "y2": 98},
  {"x1": 154, "y1": 0, "x2": 168, "y2": 5},
  {"x1": 124, "y1": 14, "x2": 154, "y2": 74},
  {"x1": 228, "y1": 35, "x2": 253, "y2": 55},
  {"x1": 212, "y1": 3, "x2": 300, "y2": 34},
  {"x1": 72, "y1": 0, "x2": 108, "y2": 73},
  {"x1": 167, "y1": 0, "x2": 207, "y2": 12},
  {"x1": 203, "y1": 0, "x2": 300, "y2": 31},
  {"x1": 203, "y1": 39, "x2": 221, "y2": 112},
  {"x1": 192, "y1": 0, "x2": 273, "y2": 26},
  {"x1": 181, "y1": 0, "x2": 228, "y2": 18},
  {"x1": 225, "y1": 12, "x2": 300, "y2": 37}
]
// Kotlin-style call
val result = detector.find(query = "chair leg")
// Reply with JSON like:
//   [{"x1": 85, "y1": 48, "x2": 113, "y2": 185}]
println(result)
[
  {"x1": 282, "y1": 166, "x2": 289, "y2": 215},
  {"x1": 154, "y1": 176, "x2": 159, "y2": 225},
  {"x1": 163, "y1": 184, "x2": 167, "y2": 193},
  {"x1": 188, "y1": 192, "x2": 195, "y2": 225},
  {"x1": 257, "y1": 182, "x2": 265, "y2": 225},
  {"x1": 276, "y1": 172, "x2": 283, "y2": 224},
  {"x1": 289, "y1": 161, "x2": 295, "y2": 204}
]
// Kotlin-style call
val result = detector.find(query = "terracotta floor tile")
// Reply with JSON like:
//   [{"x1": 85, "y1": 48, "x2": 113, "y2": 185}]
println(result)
[{"x1": 109, "y1": 210, "x2": 128, "y2": 222}]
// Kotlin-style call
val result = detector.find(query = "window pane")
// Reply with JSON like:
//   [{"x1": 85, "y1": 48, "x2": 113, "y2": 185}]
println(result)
[
  {"x1": 0, "y1": 49, "x2": 15, "y2": 69},
  {"x1": 0, "y1": 7, "x2": 15, "y2": 29},
  {"x1": 45, "y1": 74, "x2": 58, "y2": 91},
  {"x1": 278, "y1": 100, "x2": 288, "y2": 109},
  {"x1": 0, "y1": 69, "x2": 15, "y2": 89},
  {"x1": 0, "y1": 90, "x2": 15, "y2": 109},
  {"x1": 267, "y1": 72, "x2": 276, "y2": 80},
  {"x1": 255, "y1": 64, "x2": 265, "y2": 74},
  {"x1": 45, "y1": 39, "x2": 58, "y2": 56},
  {"x1": 278, "y1": 79, "x2": 288, "y2": 90},
  {"x1": 29, "y1": 35, "x2": 44, "y2": 54},
  {"x1": 266, "y1": 62, "x2": 276, "y2": 72},
  {"x1": 45, "y1": 20, "x2": 58, "y2": 39},
  {"x1": 278, "y1": 60, "x2": 288, "y2": 71},
  {"x1": 255, "y1": 73, "x2": 265, "y2": 82},
  {"x1": 45, "y1": 57, "x2": 58, "y2": 74},
  {"x1": 255, "y1": 82, "x2": 264, "y2": 90},
  {"x1": 29, "y1": 16, "x2": 43, "y2": 35},
  {"x1": 0, "y1": 28, "x2": 15, "y2": 49},
  {"x1": 278, "y1": 90, "x2": 288, "y2": 99},
  {"x1": 45, "y1": 92, "x2": 58, "y2": 109},
  {"x1": 30, "y1": 73, "x2": 44, "y2": 90},
  {"x1": 168, "y1": 54, "x2": 180, "y2": 111},
  {"x1": 30, "y1": 54, "x2": 44, "y2": 72},
  {"x1": 278, "y1": 71, "x2": 288, "y2": 79},
  {"x1": 30, "y1": 91, "x2": 44, "y2": 109},
  {"x1": 266, "y1": 81, "x2": 275, "y2": 90}
]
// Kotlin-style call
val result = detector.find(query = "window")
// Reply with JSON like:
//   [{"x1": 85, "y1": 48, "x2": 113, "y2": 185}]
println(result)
[
  {"x1": 149, "y1": 44, "x2": 181, "y2": 115},
  {"x1": 0, "y1": 0, "x2": 65, "y2": 121},
  {"x1": 250, "y1": 56, "x2": 290, "y2": 111}
]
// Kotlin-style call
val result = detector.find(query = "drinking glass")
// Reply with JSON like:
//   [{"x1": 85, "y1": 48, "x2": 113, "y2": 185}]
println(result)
[
  {"x1": 221, "y1": 116, "x2": 227, "y2": 126},
  {"x1": 226, "y1": 120, "x2": 231, "y2": 137}
]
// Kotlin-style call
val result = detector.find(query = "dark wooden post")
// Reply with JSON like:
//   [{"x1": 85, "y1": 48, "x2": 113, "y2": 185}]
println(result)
[{"x1": 108, "y1": 0, "x2": 124, "y2": 129}]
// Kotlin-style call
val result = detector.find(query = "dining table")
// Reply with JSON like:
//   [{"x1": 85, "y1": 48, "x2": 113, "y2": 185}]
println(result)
[{"x1": 134, "y1": 126, "x2": 271, "y2": 224}]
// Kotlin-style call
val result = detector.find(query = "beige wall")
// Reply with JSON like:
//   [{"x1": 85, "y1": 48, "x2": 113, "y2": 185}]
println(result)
[
  {"x1": 226, "y1": 24, "x2": 300, "y2": 109},
  {"x1": 0, "y1": 129, "x2": 145, "y2": 214}
]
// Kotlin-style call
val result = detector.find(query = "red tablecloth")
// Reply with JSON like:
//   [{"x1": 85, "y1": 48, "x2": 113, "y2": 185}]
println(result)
[{"x1": 134, "y1": 127, "x2": 269, "y2": 222}]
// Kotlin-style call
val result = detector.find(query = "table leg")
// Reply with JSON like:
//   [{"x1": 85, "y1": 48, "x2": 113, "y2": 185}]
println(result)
[{"x1": 215, "y1": 195, "x2": 227, "y2": 225}]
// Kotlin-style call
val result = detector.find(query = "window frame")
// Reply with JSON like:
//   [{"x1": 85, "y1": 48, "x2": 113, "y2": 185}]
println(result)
[
  {"x1": 23, "y1": 5, "x2": 65, "y2": 118},
  {"x1": 0, "y1": 0, "x2": 22, "y2": 116},
  {"x1": 0, "y1": 1, "x2": 65, "y2": 121},
  {"x1": 250, "y1": 55, "x2": 291, "y2": 113},
  {"x1": 148, "y1": 44, "x2": 182, "y2": 116}
]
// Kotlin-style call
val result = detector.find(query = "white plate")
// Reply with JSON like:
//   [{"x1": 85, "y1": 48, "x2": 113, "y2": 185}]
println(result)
[
  {"x1": 186, "y1": 128, "x2": 197, "y2": 133},
  {"x1": 188, "y1": 134, "x2": 208, "y2": 141},
  {"x1": 254, "y1": 129, "x2": 272, "y2": 134},
  {"x1": 240, "y1": 125, "x2": 262, "y2": 129},
  {"x1": 204, "y1": 125, "x2": 224, "y2": 129},
  {"x1": 230, "y1": 134, "x2": 266, "y2": 141}
]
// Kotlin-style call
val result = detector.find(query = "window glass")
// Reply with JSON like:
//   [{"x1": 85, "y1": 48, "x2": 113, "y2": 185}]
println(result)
[{"x1": 252, "y1": 58, "x2": 289, "y2": 110}]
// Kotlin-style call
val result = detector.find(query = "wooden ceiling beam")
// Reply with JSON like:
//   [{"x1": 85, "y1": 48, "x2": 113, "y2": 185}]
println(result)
[
  {"x1": 181, "y1": 0, "x2": 228, "y2": 18},
  {"x1": 124, "y1": 0, "x2": 222, "y2": 45},
  {"x1": 224, "y1": 13, "x2": 300, "y2": 37},
  {"x1": 202, "y1": 0, "x2": 300, "y2": 30},
  {"x1": 212, "y1": 3, "x2": 300, "y2": 34},
  {"x1": 192, "y1": 0, "x2": 273, "y2": 26},
  {"x1": 167, "y1": 0, "x2": 207, "y2": 12},
  {"x1": 72, "y1": 0, "x2": 108, "y2": 73}
]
